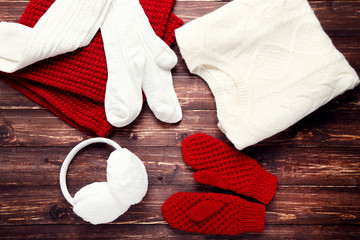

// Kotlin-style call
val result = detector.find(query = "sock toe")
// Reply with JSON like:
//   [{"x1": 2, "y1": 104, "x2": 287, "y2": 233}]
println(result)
[
  {"x1": 156, "y1": 46, "x2": 178, "y2": 70},
  {"x1": 151, "y1": 100, "x2": 182, "y2": 123},
  {"x1": 106, "y1": 106, "x2": 142, "y2": 128}
]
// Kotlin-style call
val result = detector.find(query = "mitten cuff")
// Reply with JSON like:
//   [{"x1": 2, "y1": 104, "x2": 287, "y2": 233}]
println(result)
[
  {"x1": 241, "y1": 200, "x2": 266, "y2": 233},
  {"x1": 244, "y1": 166, "x2": 278, "y2": 204}
]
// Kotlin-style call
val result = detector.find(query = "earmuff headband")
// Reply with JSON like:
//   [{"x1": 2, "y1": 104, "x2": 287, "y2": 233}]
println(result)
[{"x1": 59, "y1": 137, "x2": 122, "y2": 205}]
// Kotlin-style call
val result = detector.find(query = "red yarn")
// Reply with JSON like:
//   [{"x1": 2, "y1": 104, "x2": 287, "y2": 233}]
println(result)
[
  {"x1": 1, "y1": 75, "x2": 111, "y2": 136},
  {"x1": 182, "y1": 133, "x2": 278, "y2": 204},
  {"x1": 162, "y1": 13, "x2": 183, "y2": 47},
  {"x1": 1, "y1": 0, "x2": 183, "y2": 136},
  {"x1": 189, "y1": 199, "x2": 224, "y2": 222},
  {"x1": 162, "y1": 192, "x2": 266, "y2": 235}
]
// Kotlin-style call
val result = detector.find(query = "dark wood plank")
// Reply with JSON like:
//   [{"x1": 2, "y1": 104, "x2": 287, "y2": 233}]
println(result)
[
  {"x1": 0, "y1": 146, "x2": 359, "y2": 187},
  {"x1": 0, "y1": 224, "x2": 359, "y2": 240},
  {"x1": 0, "y1": 185, "x2": 359, "y2": 225},
  {"x1": 0, "y1": 0, "x2": 27, "y2": 22},
  {"x1": 1, "y1": 104, "x2": 360, "y2": 147}
]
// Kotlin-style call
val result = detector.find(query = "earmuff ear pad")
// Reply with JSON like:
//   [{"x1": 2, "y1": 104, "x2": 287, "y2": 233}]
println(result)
[
  {"x1": 73, "y1": 182, "x2": 131, "y2": 225},
  {"x1": 107, "y1": 148, "x2": 148, "y2": 205}
]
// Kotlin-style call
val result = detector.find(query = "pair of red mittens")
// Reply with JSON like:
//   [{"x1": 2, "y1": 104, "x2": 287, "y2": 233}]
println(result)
[{"x1": 162, "y1": 133, "x2": 278, "y2": 236}]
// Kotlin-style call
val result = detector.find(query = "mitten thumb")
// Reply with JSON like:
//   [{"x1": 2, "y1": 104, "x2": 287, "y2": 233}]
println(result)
[
  {"x1": 190, "y1": 200, "x2": 224, "y2": 222},
  {"x1": 194, "y1": 170, "x2": 232, "y2": 190}
]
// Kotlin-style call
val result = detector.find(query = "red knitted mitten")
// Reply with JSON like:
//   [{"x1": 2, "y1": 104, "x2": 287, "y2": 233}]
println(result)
[
  {"x1": 182, "y1": 133, "x2": 278, "y2": 204},
  {"x1": 162, "y1": 192, "x2": 265, "y2": 235}
]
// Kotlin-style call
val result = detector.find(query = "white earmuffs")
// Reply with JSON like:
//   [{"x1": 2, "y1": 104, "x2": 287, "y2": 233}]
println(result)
[{"x1": 59, "y1": 137, "x2": 148, "y2": 225}]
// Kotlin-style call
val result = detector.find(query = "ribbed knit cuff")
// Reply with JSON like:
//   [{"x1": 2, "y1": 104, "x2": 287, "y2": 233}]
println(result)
[
  {"x1": 0, "y1": 22, "x2": 32, "y2": 73},
  {"x1": 241, "y1": 200, "x2": 266, "y2": 233},
  {"x1": 244, "y1": 166, "x2": 278, "y2": 205}
]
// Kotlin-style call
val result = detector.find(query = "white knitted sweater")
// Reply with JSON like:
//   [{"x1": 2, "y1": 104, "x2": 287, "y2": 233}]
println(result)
[{"x1": 176, "y1": 0, "x2": 359, "y2": 150}]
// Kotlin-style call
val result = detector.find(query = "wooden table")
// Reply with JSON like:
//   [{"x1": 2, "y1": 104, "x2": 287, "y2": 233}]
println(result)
[{"x1": 0, "y1": 0, "x2": 359, "y2": 239}]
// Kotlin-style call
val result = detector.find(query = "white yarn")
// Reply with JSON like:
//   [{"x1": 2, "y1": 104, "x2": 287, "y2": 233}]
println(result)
[
  {"x1": 175, "y1": 0, "x2": 359, "y2": 150},
  {"x1": 59, "y1": 137, "x2": 148, "y2": 225},
  {"x1": 0, "y1": 0, "x2": 112, "y2": 73}
]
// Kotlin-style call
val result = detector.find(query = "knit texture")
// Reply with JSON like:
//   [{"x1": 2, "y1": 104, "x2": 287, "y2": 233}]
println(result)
[
  {"x1": 1, "y1": 75, "x2": 112, "y2": 136},
  {"x1": 176, "y1": 0, "x2": 359, "y2": 150},
  {"x1": 0, "y1": 0, "x2": 112, "y2": 73},
  {"x1": 1, "y1": 0, "x2": 183, "y2": 136},
  {"x1": 14, "y1": 0, "x2": 180, "y2": 101},
  {"x1": 162, "y1": 192, "x2": 266, "y2": 235},
  {"x1": 182, "y1": 133, "x2": 278, "y2": 204}
]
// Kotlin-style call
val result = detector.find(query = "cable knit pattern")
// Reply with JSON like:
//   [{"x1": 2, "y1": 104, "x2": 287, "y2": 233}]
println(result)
[
  {"x1": 176, "y1": 0, "x2": 359, "y2": 150},
  {"x1": 1, "y1": 0, "x2": 183, "y2": 136},
  {"x1": 162, "y1": 192, "x2": 266, "y2": 236},
  {"x1": 182, "y1": 133, "x2": 278, "y2": 204},
  {"x1": 0, "y1": 0, "x2": 112, "y2": 73}
]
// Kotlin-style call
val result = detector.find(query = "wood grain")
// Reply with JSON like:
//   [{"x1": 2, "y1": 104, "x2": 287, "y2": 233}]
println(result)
[
  {"x1": 0, "y1": 0, "x2": 359, "y2": 239},
  {"x1": 1, "y1": 105, "x2": 360, "y2": 148},
  {"x1": 0, "y1": 225, "x2": 359, "y2": 240},
  {"x1": 0, "y1": 186, "x2": 359, "y2": 225},
  {"x1": 0, "y1": 146, "x2": 359, "y2": 187}
]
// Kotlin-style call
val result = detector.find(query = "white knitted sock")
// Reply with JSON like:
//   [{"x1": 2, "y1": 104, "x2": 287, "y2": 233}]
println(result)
[
  {"x1": 176, "y1": 0, "x2": 359, "y2": 150},
  {"x1": 132, "y1": 0, "x2": 182, "y2": 123},
  {"x1": 102, "y1": 0, "x2": 182, "y2": 127},
  {"x1": 102, "y1": 0, "x2": 146, "y2": 127},
  {"x1": 0, "y1": 0, "x2": 111, "y2": 73}
]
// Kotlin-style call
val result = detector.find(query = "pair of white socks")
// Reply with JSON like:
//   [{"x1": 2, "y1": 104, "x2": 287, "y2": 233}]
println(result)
[
  {"x1": 0, "y1": 0, "x2": 182, "y2": 127},
  {"x1": 101, "y1": 0, "x2": 182, "y2": 127}
]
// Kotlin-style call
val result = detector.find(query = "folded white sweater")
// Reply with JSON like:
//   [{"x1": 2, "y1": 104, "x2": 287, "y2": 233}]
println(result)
[{"x1": 176, "y1": 0, "x2": 359, "y2": 150}]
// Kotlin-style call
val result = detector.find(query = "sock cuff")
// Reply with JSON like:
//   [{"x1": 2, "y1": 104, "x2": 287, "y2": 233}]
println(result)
[
  {"x1": 0, "y1": 22, "x2": 32, "y2": 72},
  {"x1": 244, "y1": 165, "x2": 278, "y2": 205}
]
